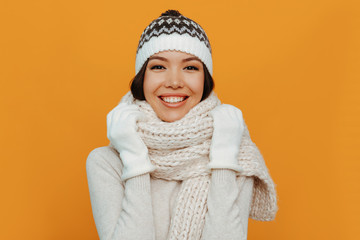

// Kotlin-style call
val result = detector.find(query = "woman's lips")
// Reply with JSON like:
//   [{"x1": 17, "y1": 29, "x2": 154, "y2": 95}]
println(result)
[{"x1": 158, "y1": 96, "x2": 189, "y2": 108}]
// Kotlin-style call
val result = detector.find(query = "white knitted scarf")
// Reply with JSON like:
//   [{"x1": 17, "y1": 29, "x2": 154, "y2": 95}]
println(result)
[{"x1": 116, "y1": 91, "x2": 278, "y2": 240}]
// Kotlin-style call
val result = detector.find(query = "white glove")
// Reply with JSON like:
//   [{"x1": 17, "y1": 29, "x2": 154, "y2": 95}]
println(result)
[
  {"x1": 107, "y1": 103, "x2": 156, "y2": 181},
  {"x1": 208, "y1": 104, "x2": 245, "y2": 172}
]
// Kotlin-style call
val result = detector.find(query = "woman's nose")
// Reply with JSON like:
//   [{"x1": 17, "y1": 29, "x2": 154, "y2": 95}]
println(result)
[{"x1": 164, "y1": 70, "x2": 184, "y2": 89}]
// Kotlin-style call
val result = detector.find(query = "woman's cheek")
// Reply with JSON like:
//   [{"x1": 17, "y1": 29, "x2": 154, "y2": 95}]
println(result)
[{"x1": 188, "y1": 74, "x2": 204, "y2": 93}]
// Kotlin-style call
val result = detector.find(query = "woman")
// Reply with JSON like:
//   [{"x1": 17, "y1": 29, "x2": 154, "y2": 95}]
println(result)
[{"x1": 86, "y1": 10, "x2": 278, "y2": 240}]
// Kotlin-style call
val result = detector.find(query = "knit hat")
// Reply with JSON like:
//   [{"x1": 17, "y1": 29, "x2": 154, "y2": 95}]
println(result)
[{"x1": 135, "y1": 10, "x2": 213, "y2": 76}]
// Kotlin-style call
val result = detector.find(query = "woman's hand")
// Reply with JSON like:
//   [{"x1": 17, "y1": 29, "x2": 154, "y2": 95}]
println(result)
[
  {"x1": 107, "y1": 103, "x2": 156, "y2": 181},
  {"x1": 207, "y1": 104, "x2": 245, "y2": 172}
]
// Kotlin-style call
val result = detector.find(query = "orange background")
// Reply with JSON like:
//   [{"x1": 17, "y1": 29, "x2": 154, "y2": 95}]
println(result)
[{"x1": 1, "y1": 0, "x2": 359, "y2": 239}]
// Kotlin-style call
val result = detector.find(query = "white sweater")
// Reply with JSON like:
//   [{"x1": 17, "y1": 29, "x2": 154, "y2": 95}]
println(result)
[{"x1": 86, "y1": 146, "x2": 254, "y2": 240}]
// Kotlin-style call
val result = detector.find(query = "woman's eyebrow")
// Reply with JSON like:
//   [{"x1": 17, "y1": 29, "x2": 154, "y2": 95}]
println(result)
[
  {"x1": 148, "y1": 56, "x2": 201, "y2": 62},
  {"x1": 182, "y1": 57, "x2": 201, "y2": 62},
  {"x1": 149, "y1": 56, "x2": 168, "y2": 62}
]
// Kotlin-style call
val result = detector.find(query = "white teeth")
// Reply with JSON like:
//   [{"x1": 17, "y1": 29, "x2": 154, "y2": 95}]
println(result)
[{"x1": 161, "y1": 96, "x2": 186, "y2": 103}]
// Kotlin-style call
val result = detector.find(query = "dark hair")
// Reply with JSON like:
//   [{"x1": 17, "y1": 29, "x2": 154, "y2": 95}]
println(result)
[{"x1": 130, "y1": 59, "x2": 214, "y2": 101}]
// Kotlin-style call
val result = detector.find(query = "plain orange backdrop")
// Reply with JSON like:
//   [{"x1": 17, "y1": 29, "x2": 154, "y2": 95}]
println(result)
[{"x1": 1, "y1": 0, "x2": 359, "y2": 239}]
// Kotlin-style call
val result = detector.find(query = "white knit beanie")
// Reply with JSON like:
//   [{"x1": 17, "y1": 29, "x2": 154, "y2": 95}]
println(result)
[{"x1": 135, "y1": 10, "x2": 213, "y2": 76}]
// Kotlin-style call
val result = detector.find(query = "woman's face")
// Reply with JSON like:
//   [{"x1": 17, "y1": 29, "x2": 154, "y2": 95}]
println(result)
[{"x1": 143, "y1": 50, "x2": 205, "y2": 122}]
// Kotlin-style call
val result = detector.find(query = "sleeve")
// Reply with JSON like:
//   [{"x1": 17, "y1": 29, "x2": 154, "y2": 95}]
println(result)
[
  {"x1": 201, "y1": 169, "x2": 254, "y2": 240},
  {"x1": 86, "y1": 147, "x2": 156, "y2": 240}
]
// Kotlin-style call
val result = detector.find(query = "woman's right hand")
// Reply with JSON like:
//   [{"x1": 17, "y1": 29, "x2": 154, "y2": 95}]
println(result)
[{"x1": 107, "y1": 103, "x2": 156, "y2": 181}]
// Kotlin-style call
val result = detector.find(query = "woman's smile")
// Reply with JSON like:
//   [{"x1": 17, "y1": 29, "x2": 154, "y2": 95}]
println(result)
[{"x1": 158, "y1": 93, "x2": 189, "y2": 107}]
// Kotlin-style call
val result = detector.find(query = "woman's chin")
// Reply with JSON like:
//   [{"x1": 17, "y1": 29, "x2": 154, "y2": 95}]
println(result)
[
  {"x1": 157, "y1": 110, "x2": 188, "y2": 122},
  {"x1": 159, "y1": 115, "x2": 184, "y2": 122}
]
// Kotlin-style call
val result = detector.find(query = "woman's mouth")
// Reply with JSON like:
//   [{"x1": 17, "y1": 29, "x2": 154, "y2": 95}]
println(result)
[
  {"x1": 160, "y1": 96, "x2": 187, "y2": 103},
  {"x1": 158, "y1": 96, "x2": 189, "y2": 107}
]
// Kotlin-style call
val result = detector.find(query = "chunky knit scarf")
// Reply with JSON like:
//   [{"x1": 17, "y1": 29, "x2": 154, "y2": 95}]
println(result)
[{"x1": 115, "y1": 91, "x2": 278, "y2": 240}]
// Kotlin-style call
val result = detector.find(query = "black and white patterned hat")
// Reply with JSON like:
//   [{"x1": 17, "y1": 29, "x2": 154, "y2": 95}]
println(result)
[{"x1": 135, "y1": 10, "x2": 213, "y2": 76}]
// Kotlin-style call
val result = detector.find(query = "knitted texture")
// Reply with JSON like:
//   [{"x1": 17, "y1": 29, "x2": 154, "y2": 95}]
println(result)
[
  {"x1": 111, "y1": 91, "x2": 278, "y2": 239},
  {"x1": 135, "y1": 10, "x2": 213, "y2": 76}
]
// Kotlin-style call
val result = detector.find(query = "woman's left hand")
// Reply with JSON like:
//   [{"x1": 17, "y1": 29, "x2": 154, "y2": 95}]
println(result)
[{"x1": 207, "y1": 104, "x2": 245, "y2": 172}]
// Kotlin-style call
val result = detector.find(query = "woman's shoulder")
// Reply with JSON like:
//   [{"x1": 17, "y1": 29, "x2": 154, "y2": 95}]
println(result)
[
  {"x1": 87, "y1": 145, "x2": 119, "y2": 160},
  {"x1": 86, "y1": 145, "x2": 123, "y2": 178}
]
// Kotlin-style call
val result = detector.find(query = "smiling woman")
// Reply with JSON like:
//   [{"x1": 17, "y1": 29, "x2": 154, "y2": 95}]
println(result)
[{"x1": 86, "y1": 9, "x2": 278, "y2": 240}]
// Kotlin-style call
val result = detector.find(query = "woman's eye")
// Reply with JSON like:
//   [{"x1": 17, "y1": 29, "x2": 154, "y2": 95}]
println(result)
[
  {"x1": 150, "y1": 65, "x2": 165, "y2": 70},
  {"x1": 185, "y1": 66, "x2": 199, "y2": 71}
]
